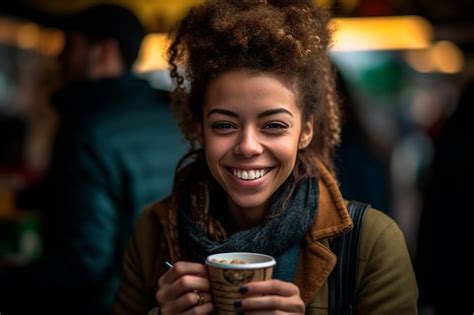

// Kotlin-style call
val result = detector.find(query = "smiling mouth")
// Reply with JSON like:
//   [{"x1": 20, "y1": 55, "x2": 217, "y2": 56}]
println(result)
[{"x1": 228, "y1": 168, "x2": 272, "y2": 181}]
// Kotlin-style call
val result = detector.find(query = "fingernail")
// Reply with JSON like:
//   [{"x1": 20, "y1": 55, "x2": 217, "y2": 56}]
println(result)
[
  {"x1": 234, "y1": 300, "x2": 242, "y2": 308},
  {"x1": 239, "y1": 286, "x2": 248, "y2": 293}
]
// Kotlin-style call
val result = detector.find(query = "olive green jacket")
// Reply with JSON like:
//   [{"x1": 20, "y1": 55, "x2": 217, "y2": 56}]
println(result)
[{"x1": 112, "y1": 161, "x2": 418, "y2": 314}]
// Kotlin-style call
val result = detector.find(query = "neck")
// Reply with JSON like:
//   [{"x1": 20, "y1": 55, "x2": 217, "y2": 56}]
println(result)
[{"x1": 227, "y1": 198, "x2": 269, "y2": 231}]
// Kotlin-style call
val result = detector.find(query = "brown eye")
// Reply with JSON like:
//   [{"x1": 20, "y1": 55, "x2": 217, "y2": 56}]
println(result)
[
  {"x1": 211, "y1": 122, "x2": 237, "y2": 134},
  {"x1": 212, "y1": 123, "x2": 234, "y2": 129},
  {"x1": 263, "y1": 122, "x2": 287, "y2": 130}
]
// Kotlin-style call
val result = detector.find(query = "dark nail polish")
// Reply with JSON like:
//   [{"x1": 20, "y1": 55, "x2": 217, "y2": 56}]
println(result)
[
  {"x1": 234, "y1": 300, "x2": 242, "y2": 308},
  {"x1": 239, "y1": 286, "x2": 248, "y2": 293}
]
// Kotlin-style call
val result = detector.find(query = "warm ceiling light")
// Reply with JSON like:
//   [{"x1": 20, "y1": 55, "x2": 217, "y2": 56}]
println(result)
[
  {"x1": 134, "y1": 33, "x2": 169, "y2": 72},
  {"x1": 133, "y1": 16, "x2": 436, "y2": 72},
  {"x1": 331, "y1": 15, "x2": 434, "y2": 51},
  {"x1": 17, "y1": 22, "x2": 40, "y2": 49},
  {"x1": 404, "y1": 41, "x2": 465, "y2": 74},
  {"x1": 404, "y1": 49, "x2": 433, "y2": 73},
  {"x1": 37, "y1": 28, "x2": 65, "y2": 56},
  {"x1": 430, "y1": 41, "x2": 464, "y2": 74}
]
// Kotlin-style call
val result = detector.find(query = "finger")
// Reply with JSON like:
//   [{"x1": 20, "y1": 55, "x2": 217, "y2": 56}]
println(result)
[
  {"x1": 168, "y1": 274, "x2": 212, "y2": 300},
  {"x1": 245, "y1": 312, "x2": 301, "y2": 315},
  {"x1": 162, "y1": 291, "x2": 213, "y2": 314},
  {"x1": 156, "y1": 275, "x2": 211, "y2": 304},
  {"x1": 159, "y1": 261, "x2": 208, "y2": 287},
  {"x1": 240, "y1": 295, "x2": 305, "y2": 313},
  {"x1": 244, "y1": 279, "x2": 300, "y2": 297},
  {"x1": 191, "y1": 291, "x2": 212, "y2": 306},
  {"x1": 245, "y1": 312, "x2": 283, "y2": 315},
  {"x1": 182, "y1": 301, "x2": 214, "y2": 315}
]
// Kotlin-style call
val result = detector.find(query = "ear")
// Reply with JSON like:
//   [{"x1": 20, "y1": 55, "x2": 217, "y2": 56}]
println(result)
[{"x1": 298, "y1": 116, "x2": 314, "y2": 149}]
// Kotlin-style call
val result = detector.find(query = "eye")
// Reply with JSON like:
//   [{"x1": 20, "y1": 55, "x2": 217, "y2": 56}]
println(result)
[
  {"x1": 211, "y1": 122, "x2": 237, "y2": 134},
  {"x1": 262, "y1": 122, "x2": 288, "y2": 131},
  {"x1": 212, "y1": 122, "x2": 234, "y2": 129}
]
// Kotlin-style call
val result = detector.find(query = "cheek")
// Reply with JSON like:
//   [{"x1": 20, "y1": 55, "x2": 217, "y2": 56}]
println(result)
[
  {"x1": 277, "y1": 143, "x2": 298, "y2": 168},
  {"x1": 204, "y1": 133, "x2": 232, "y2": 165},
  {"x1": 274, "y1": 140, "x2": 299, "y2": 169}
]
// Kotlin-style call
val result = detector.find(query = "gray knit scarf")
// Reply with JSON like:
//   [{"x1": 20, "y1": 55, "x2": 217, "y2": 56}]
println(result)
[{"x1": 178, "y1": 173, "x2": 318, "y2": 263}]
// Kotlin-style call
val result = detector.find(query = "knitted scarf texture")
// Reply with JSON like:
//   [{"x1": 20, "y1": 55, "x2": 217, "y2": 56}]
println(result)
[{"x1": 177, "y1": 164, "x2": 319, "y2": 264}]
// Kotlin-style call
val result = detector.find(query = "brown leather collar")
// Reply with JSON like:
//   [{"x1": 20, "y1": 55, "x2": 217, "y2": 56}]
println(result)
[{"x1": 295, "y1": 159, "x2": 353, "y2": 304}]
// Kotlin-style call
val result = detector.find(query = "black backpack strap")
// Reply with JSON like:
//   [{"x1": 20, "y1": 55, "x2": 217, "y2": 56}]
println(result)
[{"x1": 328, "y1": 200, "x2": 369, "y2": 315}]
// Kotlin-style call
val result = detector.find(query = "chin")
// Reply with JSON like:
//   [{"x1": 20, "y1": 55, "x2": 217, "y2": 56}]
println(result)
[{"x1": 230, "y1": 193, "x2": 268, "y2": 210}]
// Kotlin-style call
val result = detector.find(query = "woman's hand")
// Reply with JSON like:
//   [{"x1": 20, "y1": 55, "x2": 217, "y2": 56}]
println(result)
[
  {"x1": 156, "y1": 261, "x2": 214, "y2": 314},
  {"x1": 236, "y1": 279, "x2": 305, "y2": 314}
]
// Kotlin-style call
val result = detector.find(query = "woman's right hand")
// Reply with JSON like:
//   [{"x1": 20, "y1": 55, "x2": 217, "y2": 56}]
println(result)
[{"x1": 156, "y1": 261, "x2": 214, "y2": 314}]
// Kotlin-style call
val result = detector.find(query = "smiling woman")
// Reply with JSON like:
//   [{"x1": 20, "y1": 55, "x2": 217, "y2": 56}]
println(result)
[
  {"x1": 112, "y1": 1, "x2": 418, "y2": 314},
  {"x1": 203, "y1": 71, "x2": 313, "y2": 226}
]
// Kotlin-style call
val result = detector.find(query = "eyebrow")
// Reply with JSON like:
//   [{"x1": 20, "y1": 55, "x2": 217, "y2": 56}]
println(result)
[
  {"x1": 257, "y1": 108, "x2": 294, "y2": 118},
  {"x1": 207, "y1": 108, "x2": 239, "y2": 118},
  {"x1": 207, "y1": 108, "x2": 294, "y2": 118}
]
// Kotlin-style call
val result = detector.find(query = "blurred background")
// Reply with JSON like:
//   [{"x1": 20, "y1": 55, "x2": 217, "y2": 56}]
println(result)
[{"x1": 0, "y1": 0, "x2": 472, "y2": 313}]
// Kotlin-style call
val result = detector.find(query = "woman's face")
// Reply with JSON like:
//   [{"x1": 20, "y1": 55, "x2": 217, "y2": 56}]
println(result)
[{"x1": 202, "y1": 70, "x2": 313, "y2": 218}]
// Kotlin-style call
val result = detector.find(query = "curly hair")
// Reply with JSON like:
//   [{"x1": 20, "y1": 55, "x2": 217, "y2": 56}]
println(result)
[{"x1": 168, "y1": 0, "x2": 341, "y2": 178}]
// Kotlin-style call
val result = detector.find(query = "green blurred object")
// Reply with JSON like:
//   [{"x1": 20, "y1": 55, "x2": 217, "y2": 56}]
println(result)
[
  {"x1": 0, "y1": 212, "x2": 43, "y2": 266},
  {"x1": 358, "y1": 58, "x2": 406, "y2": 96},
  {"x1": 332, "y1": 51, "x2": 410, "y2": 106}
]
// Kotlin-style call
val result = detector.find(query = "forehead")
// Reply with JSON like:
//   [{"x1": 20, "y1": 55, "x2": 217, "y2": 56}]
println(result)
[{"x1": 204, "y1": 70, "x2": 300, "y2": 116}]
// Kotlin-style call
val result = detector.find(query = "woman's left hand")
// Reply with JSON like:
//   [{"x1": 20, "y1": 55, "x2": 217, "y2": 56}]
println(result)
[{"x1": 236, "y1": 279, "x2": 305, "y2": 314}]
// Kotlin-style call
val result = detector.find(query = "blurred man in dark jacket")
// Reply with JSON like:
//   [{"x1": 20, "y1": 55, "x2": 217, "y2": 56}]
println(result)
[{"x1": 0, "y1": 4, "x2": 186, "y2": 315}]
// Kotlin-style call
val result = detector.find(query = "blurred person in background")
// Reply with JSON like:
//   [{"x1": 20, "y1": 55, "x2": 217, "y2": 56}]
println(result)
[
  {"x1": 415, "y1": 77, "x2": 474, "y2": 315},
  {"x1": 0, "y1": 114, "x2": 38, "y2": 187},
  {"x1": 0, "y1": 114, "x2": 38, "y2": 216},
  {"x1": 334, "y1": 69, "x2": 391, "y2": 214},
  {"x1": 0, "y1": 4, "x2": 186, "y2": 315}
]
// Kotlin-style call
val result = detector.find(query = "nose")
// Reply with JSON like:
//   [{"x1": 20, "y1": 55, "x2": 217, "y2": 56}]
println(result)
[{"x1": 234, "y1": 129, "x2": 263, "y2": 158}]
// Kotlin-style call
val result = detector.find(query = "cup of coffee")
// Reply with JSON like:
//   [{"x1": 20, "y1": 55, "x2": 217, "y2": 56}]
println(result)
[{"x1": 205, "y1": 252, "x2": 276, "y2": 315}]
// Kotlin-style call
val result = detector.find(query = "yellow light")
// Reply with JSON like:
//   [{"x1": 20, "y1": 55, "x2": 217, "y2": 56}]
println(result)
[
  {"x1": 430, "y1": 41, "x2": 464, "y2": 74},
  {"x1": 37, "y1": 28, "x2": 65, "y2": 56},
  {"x1": 404, "y1": 41, "x2": 465, "y2": 74},
  {"x1": 404, "y1": 49, "x2": 434, "y2": 73},
  {"x1": 17, "y1": 22, "x2": 40, "y2": 49},
  {"x1": 134, "y1": 33, "x2": 170, "y2": 72},
  {"x1": 0, "y1": 19, "x2": 19, "y2": 44},
  {"x1": 132, "y1": 16, "x2": 437, "y2": 72},
  {"x1": 314, "y1": 0, "x2": 333, "y2": 7},
  {"x1": 0, "y1": 18, "x2": 64, "y2": 56},
  {"x1": 331, "y1": 16, "x2": 434, "y2": 51}
]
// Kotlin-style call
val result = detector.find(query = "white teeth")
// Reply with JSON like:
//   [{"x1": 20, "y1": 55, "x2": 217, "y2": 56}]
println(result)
[{"x1": 232, "y1": 168, "x2": 268, "y2": 180}]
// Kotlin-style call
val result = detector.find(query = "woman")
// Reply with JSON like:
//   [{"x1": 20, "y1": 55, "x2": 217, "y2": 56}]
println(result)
[{"x1": 113, "y1": 1, "x2": 418, "y2": 314}]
